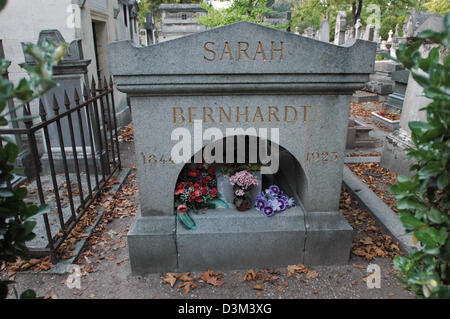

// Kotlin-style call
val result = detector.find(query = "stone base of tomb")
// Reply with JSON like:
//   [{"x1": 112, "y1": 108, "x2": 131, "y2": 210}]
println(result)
[
  {"x1": 41, "y1": 149, "x2": 109, "y2": 175},
  {"x1": 127, "y1": 207, "x2": 352, "y2": 275}
]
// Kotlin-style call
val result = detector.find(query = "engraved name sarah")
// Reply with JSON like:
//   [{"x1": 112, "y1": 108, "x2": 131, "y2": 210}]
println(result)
[{"x1": 203, "y1": 41, "x2": 284, "y2": 62}]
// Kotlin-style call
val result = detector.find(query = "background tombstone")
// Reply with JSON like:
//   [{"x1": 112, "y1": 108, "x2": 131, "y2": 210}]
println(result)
[
  {"x1": 344, "y1": 29, "x2": 349, "y2": 43},
  {"x1": 384, "y1": 69, "x2": 409, "y2": 113},
  {"x1": 22, "y1": 30, "x2": 105, "y2": 174},
  {"x1": 334, "y1": 11, "x2": 346, "y2": 45},
  {"x1": 109, "y1": 22, "x2": 376, "y2": 274},
  {"x1": 363, "y1": 24, "x2": 374, "y2": 41},
  {"x1": 355, "y1": 19, "x2": 363, "y2": 39},
  {"x1": 381, "y1": 13, "x2": 444, "y2": 177},
  {"x1": 303, "y1": 26, "x2": 315, "y2": 38},
  {"x1": 373, "y1": 25, "x2": 380, "y2": 43},
  {"x1": 318, "y1": 18, "x2": 330, "y2": 42}
]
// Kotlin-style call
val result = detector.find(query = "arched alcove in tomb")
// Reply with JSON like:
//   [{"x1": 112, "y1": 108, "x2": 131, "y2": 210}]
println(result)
[{"x1": 173, "y1": 135, "x2": 308, "y2": 215}]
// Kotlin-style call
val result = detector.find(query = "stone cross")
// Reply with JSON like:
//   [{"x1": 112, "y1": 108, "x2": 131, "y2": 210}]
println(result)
[
  {"x1": 319, "y1": 18, "x2": 330, "y2": 42},
  {"x1": 354, "y1": 19, "x2": 363, "y2": 39},
  {"x1": 334, "y1": 11, "x2": 346, "y2": 45},
  {"x1": 387, "y1": 29, "x2": 393, "y2": 43}
]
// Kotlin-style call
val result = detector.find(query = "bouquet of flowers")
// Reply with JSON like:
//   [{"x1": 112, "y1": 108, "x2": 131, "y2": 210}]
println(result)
[
  {"x1": 229, "y1": 170, "x2": 259, "y2": 211},
  {"x1": 175, "y1": 163, "x2": 227, "y2": 230},
  {"x1": 175, "y1": 163, "x2": 217, "y2": 208},
  {"x1": 254, "y1": 185, "x2": 296, "y2": 217}
]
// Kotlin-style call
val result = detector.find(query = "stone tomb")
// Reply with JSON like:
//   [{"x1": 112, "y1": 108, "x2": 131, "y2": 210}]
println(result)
[{"x1": 108, "y1": 22, "x2": 376, "y2": 274}]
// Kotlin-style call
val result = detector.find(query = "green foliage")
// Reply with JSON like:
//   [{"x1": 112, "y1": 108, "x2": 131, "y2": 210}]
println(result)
[
  {"x1": 291, "y1": 0, "x2": 330, "y2": 36},
  {"x1": 292, "y1": 0, "x2": 419, "y2": 40},
  {"x1": 197, "y1": 0, "x2": 287, "y2": 30},
  {"x1": 380, "y1": 15, "x2": 407, "y2": 40},
  {"x1": 390, "y1": 13, "x2": 450, "y2": 298},
  {"x1": 0, "y1": 36, "x2": 65, "y2": 298},
  {"x1": 423, "y1": 0, "x2": 450, "y2": 16}
]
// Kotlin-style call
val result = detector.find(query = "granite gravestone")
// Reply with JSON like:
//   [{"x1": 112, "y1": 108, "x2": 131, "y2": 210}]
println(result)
[
  {"x1": 108, "y1": 22, "x2": 376, "y2": 274},
  {"x1": 334, "y1": 11, "x2": 346, "y2": 45},
  {"x1": 319, "y1": 18, "x2": 330, "y2": 42},
  {"x1": 21, "y1": 30, "x2": 106, "y2": 175}
]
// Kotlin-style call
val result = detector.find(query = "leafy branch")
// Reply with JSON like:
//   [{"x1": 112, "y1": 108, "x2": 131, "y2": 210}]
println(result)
[
  {"x1": 390, "y1": 13, "x2": 449, "y2": 298},
  {"x1": 0, "y1": 32, "x2": 66, "y2": 298}
]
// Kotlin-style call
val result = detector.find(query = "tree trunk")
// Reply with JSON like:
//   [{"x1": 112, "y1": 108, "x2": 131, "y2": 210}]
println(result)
[
  {"x1": 351, "y1": 0, "x2": 363, "y2": 27},
  {"x1": 248, "y1": 0, "x2": 254, "y2": 16}
]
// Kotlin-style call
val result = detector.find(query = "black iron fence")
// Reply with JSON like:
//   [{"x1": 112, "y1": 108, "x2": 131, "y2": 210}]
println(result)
[{"x1": 0, "y1": 77, "x2": 122, "y2": 262}]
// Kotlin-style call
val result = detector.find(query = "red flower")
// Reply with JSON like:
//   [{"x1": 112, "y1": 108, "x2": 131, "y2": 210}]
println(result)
[
  {"x1": 195, "y1": 197, "x2": 202, "y2": 203},
  {"x1": 210, "y1": 187, "x2": 217, "y2": 198},
  {"x1": 194, "y1": 183, "x2": 200, "y2": 190},
  {"x1": 175, "y1": 187, "x2": 185, "y2": 195},
  {"x1": 208, "y1": 166, "x2": 215, "y2": 175},
  {"x1": 201, "y1": 187, "x2": 208, "y2": 195},
  {"x1": 188, "y1": 169, "x2": 199, "y2": 177},
  {"x1": 194, "y1": 190, "x2": 201, "y2": 198},
  {"x1": 186, "y1": 182, "x2": 193, "y2": 188},
  {"x1": 203, "y1": 176, "x2": 212, "y2": 185},
  {"x1": 177, "y1": 204, "x2": 188, "y2": 214}
]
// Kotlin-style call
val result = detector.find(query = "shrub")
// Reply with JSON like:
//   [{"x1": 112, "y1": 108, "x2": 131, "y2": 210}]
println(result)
[{"x1": 390, "y1": 13, "x2": 450, "y2": 298}]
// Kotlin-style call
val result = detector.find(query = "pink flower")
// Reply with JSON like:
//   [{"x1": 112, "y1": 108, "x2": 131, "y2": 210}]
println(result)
[
  {"x1": 235, "y1": 189, "x2": 245, "y2": 197},
  {"x1": 229, "y1": 170, "x2": 258, "y2": 190}
]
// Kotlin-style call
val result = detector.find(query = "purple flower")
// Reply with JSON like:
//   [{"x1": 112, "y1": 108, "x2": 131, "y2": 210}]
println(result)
[
  {"x1": 255, "y1": 199, "x2": 266, "y2": 211},
  {"x1": 278, "y1": 199, "x2": 286, "y2": 211},
  {"x1": 262, "y1": 205, "x2": 274, "y2": 217},
  {"x1": 269, "y1": 199, "x2": 282, "y2": 212},
  {"x1": 286, "y1": 197, "x2": 295, "y2": 207},
  {"x1": 269, "y1": 185, "x2": 280, "y2": 195}
]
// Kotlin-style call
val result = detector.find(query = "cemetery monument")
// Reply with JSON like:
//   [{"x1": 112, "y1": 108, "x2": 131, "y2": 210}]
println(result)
[{"x1": 108, "y1": 22, "x2": 376, "y2": 274}]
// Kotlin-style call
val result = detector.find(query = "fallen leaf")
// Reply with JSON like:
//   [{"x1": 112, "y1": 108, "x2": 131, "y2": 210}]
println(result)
[
  {"x1": 306, "y1": 270, "x2": 318, "y2": 279},
  {"x1": 116, "y1": 257, "x2": 128, "y2": 266},
  {"x1": 287, "y1": 263, "x2": 308, "y2": 277},
  {"x1": 178, "y1": 281, "x2": 197, "y2": 294},
  {"x1": 201, "y1": 269, "x2": 224, "y2": 287},
  {"x1": 179, "y1": 272, "x2": 193, "y2": 282},
  {"x1": 244, "y1": 269, "x2": 256, "y2": 281},
  {"x1": 353, "y1": 264, "x2": 366, "y2": 269},
  {"x1": 162, "y1": 273, "x2": 179, "y2": 287},
  {"x1": 253, "y1": 284, "x2": 264, "y2": 291}
]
